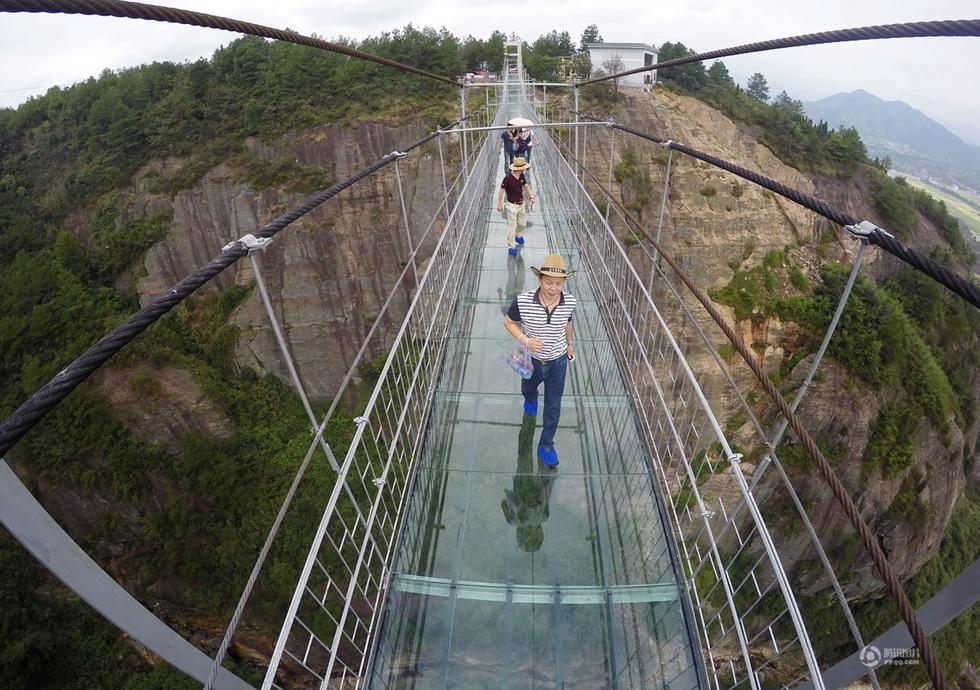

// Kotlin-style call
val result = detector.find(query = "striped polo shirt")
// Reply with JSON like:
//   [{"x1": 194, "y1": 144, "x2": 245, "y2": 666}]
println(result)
[{"x1": 507, "y1": 288, "x2": 577, "y2": 362}]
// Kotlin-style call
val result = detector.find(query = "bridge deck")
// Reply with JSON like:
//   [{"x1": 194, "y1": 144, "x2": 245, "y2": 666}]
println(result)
[{"x1": 367, "y1": 117, "x2": 701, "y2": 690}]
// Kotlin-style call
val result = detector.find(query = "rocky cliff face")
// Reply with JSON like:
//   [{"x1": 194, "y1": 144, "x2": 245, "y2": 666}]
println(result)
[
  {"x1": 125, "y1": 120, "x2": 449, "y2": 401},
  {"x1": 585, "y1": 88, "x2": 978, "y2": 596}
]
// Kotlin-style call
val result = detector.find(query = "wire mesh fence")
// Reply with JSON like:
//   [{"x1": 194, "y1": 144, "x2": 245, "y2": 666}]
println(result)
[
  {"x1": 532, "y1": 97, "x2": 850, "y2": 690},
  {"x1": 260, "y1": 101, "x2": 506, "y2": 690}
]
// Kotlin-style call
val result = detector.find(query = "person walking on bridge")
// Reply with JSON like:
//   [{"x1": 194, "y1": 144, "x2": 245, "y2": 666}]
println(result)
[
  {"x1": 503, "y1": 254, "x2": 576, "y2": 466},
  {"x1": 496, "y1": 156, "x2": 535, "y2": 256}
]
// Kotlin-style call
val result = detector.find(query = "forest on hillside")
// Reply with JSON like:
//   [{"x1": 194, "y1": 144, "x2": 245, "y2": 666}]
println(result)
[{"x1": 1, "y1": 21, "x2": 978, "y2": 688}]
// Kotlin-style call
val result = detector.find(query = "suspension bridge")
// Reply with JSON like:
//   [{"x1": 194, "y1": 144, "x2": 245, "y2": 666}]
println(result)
[{"x1": 1, "y1": 3, "x2": 979, "y2": 690}]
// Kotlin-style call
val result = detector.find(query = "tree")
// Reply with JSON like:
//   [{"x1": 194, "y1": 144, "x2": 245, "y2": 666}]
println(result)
[
  {"x1": 602, "y1": 54, "x2": 625, "y2": 94},
  {"x1": 746, "y1": 72, "x2": 769, "y2": 102},
  {"x1": 706, "y1": 60, "x2": 734, "y2": 88},
  {"x1": 581, "y1": 24, "x2": 602, "y2": 47},
  {"x1": 657, "y1": 42, "x2": 707, "y2": 91},
  {"x1": 772, "y1": 90, "x2": 804, "y2": 117}
]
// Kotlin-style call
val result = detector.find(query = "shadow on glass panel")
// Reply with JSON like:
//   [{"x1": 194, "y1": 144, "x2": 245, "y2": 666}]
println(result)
[{"x1": 501, "y1": 415, "x2": 556, "y2": 553}]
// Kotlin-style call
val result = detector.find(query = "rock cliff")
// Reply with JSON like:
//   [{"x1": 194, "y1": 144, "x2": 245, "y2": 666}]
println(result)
[
  {"x1": 125, "y1": 120, "x2": 449, "y2": 401},
  {"x1": 584, "y1": 87, "x2": 978, "y2": 597}
]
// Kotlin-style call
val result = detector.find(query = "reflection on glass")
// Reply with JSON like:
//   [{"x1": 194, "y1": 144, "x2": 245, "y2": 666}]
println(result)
[
  {"x1": 501, "y1": 415, "x2": 556, "y2": 552},
  {"x1": 497, "y1": 252, "x2": 526, "y2": 316}
]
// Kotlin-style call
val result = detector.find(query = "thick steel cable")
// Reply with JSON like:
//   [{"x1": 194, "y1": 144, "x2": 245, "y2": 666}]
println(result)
[
  {"x1": 0, "y1": 122, "x2": 461, "y2": 459},
  {"x1": 577, "y1": 19, "x2": 980, "y2": 86},
  {"x1": 0, "y1": 0, "x2": 461, "y2": 87},
  {"x1": 567, "y1": 111, "x2": 979, "y2": 309},
  {"x1": 553, "y1": 132, "x2": 949, "y2": 690}
]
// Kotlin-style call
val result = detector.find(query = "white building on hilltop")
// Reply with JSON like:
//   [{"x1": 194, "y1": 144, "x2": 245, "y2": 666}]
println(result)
[{"x1": 586, "y1": 43, "x2": 658, "y2": 87}]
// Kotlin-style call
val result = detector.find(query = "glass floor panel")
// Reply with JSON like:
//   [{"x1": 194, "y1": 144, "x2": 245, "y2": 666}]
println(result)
[{"x1": 367, "y1": 125, "x2": 700, "y2": 689}]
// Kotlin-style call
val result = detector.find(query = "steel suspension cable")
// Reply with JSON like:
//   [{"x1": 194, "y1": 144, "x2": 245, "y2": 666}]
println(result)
[
  {"x1": 570, "y1": 111, "x2": 979, "y2": 309},
  {"x1": 0, "y1": 0, "x2": 462, "y2": 87},
  {"x1": 552, "y1": 131, "x2": 949, "y2": 690},
  {"x1": 0, "y1": 120, "x2": 463, "y2": 459},
  {"x1": 577, "y1": 19, "x2": 980, "y2": 87}
]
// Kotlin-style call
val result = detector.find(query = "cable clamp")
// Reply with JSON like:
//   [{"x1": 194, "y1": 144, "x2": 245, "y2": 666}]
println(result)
[
  {"x1": 372, "y1": 477, "x2": 386, "y2": 488},
  {"x1": 390, "y1": 151, "x2": 408, "y2": 159},
  {"x1": 701, "y1": 510, "x2": 716, "y2": 520},
  {"x1": 727, "y1": 452, "x2": 744, "y2": 465},
  {"x1": 659, "y1": 139, "x2": 674, "y2": 150},
  {"x1": 354, "y1": 416, "x2": 369, "y2": 426},
  {"x1": 845, "y1": 219, "x2": 890, "y2": 240},
  {"x1": 223, "y1": 233, "x2": 273, "y2": 254}
]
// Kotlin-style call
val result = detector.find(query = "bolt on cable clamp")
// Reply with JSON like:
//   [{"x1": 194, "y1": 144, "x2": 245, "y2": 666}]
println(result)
[
  {"x1": 845, "y1": 220, "x2": 888, "y2": 240},
  {"x1": 223, "y1": 233, "x2": 274, "y2": 254},
  {"x1": 354, "y1": 416, "x2": 369, "y2": 426},
  {"x1": 389, "y1": 151, "x2": 408, "y2": 159},
  {"x1": 372, "y1": 477, "x2": 386, "y2": 488},
  {"x1": 659, "y1": 139, "x2": 674, "y2": 150},
  {"x1": 726, "y1": 452, "x2": 744, "y2": 465}
]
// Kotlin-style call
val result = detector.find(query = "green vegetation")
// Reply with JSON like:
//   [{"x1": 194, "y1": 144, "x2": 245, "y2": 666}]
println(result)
[
  {"x1": 229, "y1": 150, "x2": 336, "y2": 196},
  {"x1": 613, "y1": 147, "x2": 652, "y2": 217},
  {"x1": 0, "y1": 29, "x2": 464, "y2": 215},
  {"x1": 0, "y1": 535, "x2": 265, "y2": 688},
  {"x1": 864, "y1": 403, "x2": 918, "y2": 477},
  {"x1": 801, "y1": 495, "x2": 980, "y2": 684},
  {"x1": 656, "y1": 44, "x2": 866, "y2": 177},
  {"x1": 903, "y1": 176, "x2": 980, "y2": 241},
  {"x1": 710, "y1": 262, "x2": 966, "y2": 432},
  {"x1": 868, "y1": 172, "x2": 975, "y2": 264}
]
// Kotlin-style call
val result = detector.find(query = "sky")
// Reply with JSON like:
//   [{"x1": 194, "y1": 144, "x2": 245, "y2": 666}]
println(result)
[{"x1": 2, "y1": 0, "x2": 979, "y2": 144}]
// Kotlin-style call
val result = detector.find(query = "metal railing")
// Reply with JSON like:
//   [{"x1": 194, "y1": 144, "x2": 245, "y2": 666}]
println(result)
[
  {"x1": 260, "y1": 96, "x2": 506, "y2": 690},
  {"x1": 530, "y1": 93, "x2": 832, "y2": 690}
]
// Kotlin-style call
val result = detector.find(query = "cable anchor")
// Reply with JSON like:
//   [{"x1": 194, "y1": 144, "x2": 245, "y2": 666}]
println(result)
[
  {"x1": 223, "y1": 233, "x2": 273, "y2": 254},
  {"x1": 844, "y1": 219, "x2": 887, "y2": 241}
]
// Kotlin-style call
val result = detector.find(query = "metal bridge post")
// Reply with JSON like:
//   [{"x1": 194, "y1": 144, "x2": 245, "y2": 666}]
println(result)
[
  {"x1": 393, "y1": 155, "x2": 418, "y2": 285},
  {"x1": 650, "y1": 145, "x2": 674, "y2": 288},
  {"x1": 437, "y1": 131, "x2": 450, "y2": 222},
  {"x1": 247, "y1": 245, "x2": 340, "y2": 473},
  {"x1": 574, "y1": 86, "x2": 580, "y2": 183},
  {"x1": 605, "y1": 126, "x2": 616, "y2": 224},
  {"x1": 460, "y1": 86, "x2": 469, "y2": 174}
]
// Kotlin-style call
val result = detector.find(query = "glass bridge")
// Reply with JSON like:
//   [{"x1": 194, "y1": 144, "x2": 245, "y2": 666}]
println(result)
[{"x1": 366, "y1": 134, "x2": 702, "y2": 689}]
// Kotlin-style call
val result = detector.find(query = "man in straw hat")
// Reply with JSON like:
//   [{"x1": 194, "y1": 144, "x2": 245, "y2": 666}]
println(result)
[
  {"x1": 496, "y1": 156, "x2": 535, "y2": 256},
  {"x1": 503, "y1": 254, "x2": 576, "y2": 466}
]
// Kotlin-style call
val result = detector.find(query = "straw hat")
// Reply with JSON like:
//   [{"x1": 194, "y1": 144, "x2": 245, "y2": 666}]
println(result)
[
  {"x1": 531, "y1": 254, "x2": 575, "y2": 279},
  {"x1": 509, "y1": 156, "x2": 530, "y2": 171}
]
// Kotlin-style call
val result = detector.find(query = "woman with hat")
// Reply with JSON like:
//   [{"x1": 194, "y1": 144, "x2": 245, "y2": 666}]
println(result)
[
  {"x1": 503, "y1": 254, "x2": 577, "y2": 466},
  {"x1": 496, "y1": 156, "x2": 535, "y2": 256}
]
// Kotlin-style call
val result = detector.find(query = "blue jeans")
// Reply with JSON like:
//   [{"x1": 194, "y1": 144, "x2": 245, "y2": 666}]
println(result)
[{"x1": 521, "y1": 354, "x2": 568, "y2": 450}]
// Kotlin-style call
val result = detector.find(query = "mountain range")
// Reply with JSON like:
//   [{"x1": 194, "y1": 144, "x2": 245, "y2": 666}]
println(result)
[{"x1": 803, "y1": 89, "x2": 980, "y2": 193}]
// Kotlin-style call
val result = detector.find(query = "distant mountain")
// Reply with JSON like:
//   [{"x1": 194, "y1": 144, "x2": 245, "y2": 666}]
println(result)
[{"x1": 803, "y1": 89, "x2": 980, "y2": 193}]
